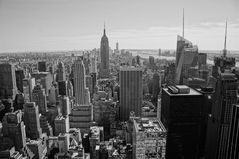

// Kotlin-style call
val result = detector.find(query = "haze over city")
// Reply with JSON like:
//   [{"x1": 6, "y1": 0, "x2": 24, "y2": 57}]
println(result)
[{"x1": 0, "y1": 0, "x2": 239, "y2": 52}]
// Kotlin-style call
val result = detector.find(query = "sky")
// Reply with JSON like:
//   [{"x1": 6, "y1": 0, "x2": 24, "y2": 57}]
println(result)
[{"x1": 0, "y1": 0, "x2": 238, "y2": 53}]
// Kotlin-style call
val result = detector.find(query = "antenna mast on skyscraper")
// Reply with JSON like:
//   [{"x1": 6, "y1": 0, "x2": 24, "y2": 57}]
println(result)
[
  {"x1": 223, "y1": 20, "x2": 227, "y2": 57},
  {"x1": 104, "y1": 21, "x2": 106, "y2": 35},
  {"x1": 183, "y1": 8, "x2": 184, "y2": 38}
]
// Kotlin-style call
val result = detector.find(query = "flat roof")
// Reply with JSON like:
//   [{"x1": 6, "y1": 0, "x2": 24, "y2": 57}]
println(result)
[
  {"x1": 120, "y1": 67, "x2": 142, "y2": 71},
  {"x1": 163, "y1": 87, "x2": 202, "y2": 96},
  {"x1": 134, "y1": 118, "x2": 166, "y2": 133}
]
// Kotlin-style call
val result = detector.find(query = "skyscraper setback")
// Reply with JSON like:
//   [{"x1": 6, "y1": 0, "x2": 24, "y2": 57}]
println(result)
[
  {"x1": 23, "y1": 102, "x2": 42, "y2": 139},
  {"x1": 32, "y1": 84, "x2": 48, "y2": 115},
  {"x1": 205, "y1": 21, "x2": 238, "y2": 159},
  {"x1": 56, "y1": 61, "x2": 66, "y2": 82},
  {"x1": 205, "y1": 72, "x2": 237, "y2": 159},
  {"x1": 73, "y1": 57, "x2": 90, "y2": 105},
  {"x1": 99, "y1": 25, "x2": 110, "y2": 78}
]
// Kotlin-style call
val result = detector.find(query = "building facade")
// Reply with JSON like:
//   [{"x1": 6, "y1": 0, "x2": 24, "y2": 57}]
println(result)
[
  {"x1": 32, "y1": 84, "x2": 48, "y2": 115},
  {"x1": 119, "y1": 67, "x2": 143, "y2": 121},
  {"x1": 23, "y1": 102, "x2": 42, "y2": 139},
  {"x1": 132, "y1": 117, "x2": 166, "y2": 159},
  {"x1": 161, "y1": 85, "x2": 204, "y2": 159},
  {"x1": 73, "y1": 57, "x2": 90, "y2": 106},
  {"x1": 0, "y1": 63, "x2": 17, "y2": 99}
]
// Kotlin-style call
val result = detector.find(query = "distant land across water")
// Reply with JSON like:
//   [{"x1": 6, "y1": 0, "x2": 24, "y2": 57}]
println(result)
[
  {"x1": 1, "y1": 49, "x2": 239, "y2": 66},
  {"x1": 125, "y1": 49, "x2": 239, "y2": 67}
]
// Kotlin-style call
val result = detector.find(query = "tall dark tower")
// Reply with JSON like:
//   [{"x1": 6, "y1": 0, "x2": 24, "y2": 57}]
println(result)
[
  {"x1": 205, "y1": 20, "x2": 238, "y2": 159},
  {"x1": 99, "y1": 24, "x2": 110, "y2": 78}
]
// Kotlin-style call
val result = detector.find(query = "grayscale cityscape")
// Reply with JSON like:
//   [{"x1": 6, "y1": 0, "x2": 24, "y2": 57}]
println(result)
[{"x1": 0, "y1": 0, "x2": 239, "y2": 159}]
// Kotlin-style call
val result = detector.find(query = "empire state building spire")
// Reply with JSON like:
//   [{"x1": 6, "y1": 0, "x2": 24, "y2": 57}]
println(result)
[
  {"x1": 104, "y1": 22, "x2": 106, "y2": 35},
  {"x1": 182, "y1": 8, "x2": 184, "y2": 38}
]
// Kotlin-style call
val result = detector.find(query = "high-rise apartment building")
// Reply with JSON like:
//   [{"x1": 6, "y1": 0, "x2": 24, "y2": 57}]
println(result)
[{"x1": 120, "y1": 67, "x2": 143, "y2": 121}]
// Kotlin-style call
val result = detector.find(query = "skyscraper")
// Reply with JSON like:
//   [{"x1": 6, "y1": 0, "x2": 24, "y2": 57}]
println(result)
[
  {"x1": 2, "y1": 110, "x2": 26, "y2": 150},
  {"x1": 58, "y1": 81, "x2": 67, "y2": 96},
  {"x1": 226, "y1": 104, "x2": 239, "y2": 159},
  {"x1": 73, "y1": 57, "x2": 90, "y2": 105},
  {"x1": 90, "y1": 56, "x2": 97, "y2": 74},
  {"x1": 15, "y1": 69, "x2": 25, "y2": 93},
  {"x1": 0, "y1": 63, "x2": 17, "y2": 99},
  {"x1": 32, "y1": 84, "x2": 48, "y2": 115},
  {"x1": 31, "y1": 71, "x2": 53, "y2": 95},
  {"x1": 56, "y1": 62, "x2": 66, "y2": 82},
  {"x1": 99, "y1": 25, "x2": 110, "y2": 78},
  {"x1": 205, "y1": 72, "x2": 237, "y2": 159},
  {"x1": 22, "y1": 73, "x2": 35, "y2": 102},
  {"x1": 149, "y1": 56, "x2": 155, "y2": 69},
  {"x1": 175, "y1": 36, "x2": 198, "y2": 84},
  {"x1": 198, "y1": 53, "x2": 207, "y2": 69},
  {"x1": 70, "y1": 57, "x2": 93, "y2": 133},
  {"x1": 119, "y1": 67, "x2": 143, "y2": 121},
  {"x1": 205, "y1": 21, "x2": 238, "y2": 159},
  {"x1": 59, "y1": 96, "x2": 71, "y2": 117},
  {"x1": 212, "y1": 21, "x2": 235, "y2": 79},
  {"x1": 54, "y1": 115, "x2": 69, "y2": 136},
  {"x1": 161, "y1": 85, "x2": 204, "y2": 159},
  {"x1": 38, "y1": 61, "x2": 47, "y2": 72},
  {"x1": 116, "y1": 41, "x2": 119, "y2": 51},
  {"x1": 23, "y1": 102, "x2": 42, "y2": 139}
]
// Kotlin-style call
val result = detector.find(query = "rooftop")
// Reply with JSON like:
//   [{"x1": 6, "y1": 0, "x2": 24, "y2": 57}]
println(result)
[
  {"x1": 120, "y1": 67, "x2": 142, "y2": 71},
  {"x1": 133, "y1": 118, "x2": 166, "y2": 133},
  {"x1": 165, "y1": 85, "x2": 202, "y2": 96},
  {"x1": 90, "y1": 126, "x2": 100, "y2": 138}
]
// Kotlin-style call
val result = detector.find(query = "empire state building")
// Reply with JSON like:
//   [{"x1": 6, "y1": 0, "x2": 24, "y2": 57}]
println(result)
[{"x1": 99, "y1": 25, "x2": 110, "y2": 78}]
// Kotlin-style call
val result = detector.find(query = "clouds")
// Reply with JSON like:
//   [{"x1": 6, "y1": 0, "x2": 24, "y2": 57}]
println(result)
[{"x1": 0, "y1": 0, "x2": 238, "y2": 52}]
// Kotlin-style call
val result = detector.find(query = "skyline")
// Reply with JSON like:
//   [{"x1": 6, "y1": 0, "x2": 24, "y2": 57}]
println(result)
[{"x1": 0, "y1": 0, "x2": 239, "y2": 53}]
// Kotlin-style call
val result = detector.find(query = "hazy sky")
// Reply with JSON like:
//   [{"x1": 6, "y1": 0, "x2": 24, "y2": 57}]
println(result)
[{"x1": 0, "y1": 0, "x2": 238, "y2": 52}]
